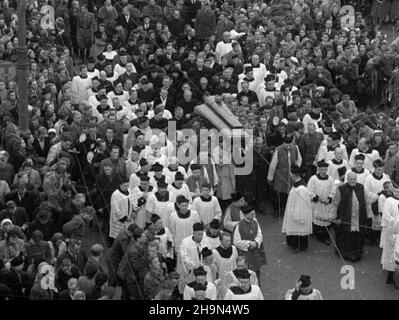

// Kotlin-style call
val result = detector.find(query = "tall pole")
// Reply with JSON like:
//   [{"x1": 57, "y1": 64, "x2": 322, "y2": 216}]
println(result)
[{"x1": 16, "y1": 0, "x2": 29, "y2": 133}]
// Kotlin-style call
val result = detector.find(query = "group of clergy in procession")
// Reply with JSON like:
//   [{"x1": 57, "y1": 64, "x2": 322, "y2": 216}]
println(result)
[
  {"x1": 282, "y1": 147, "x2": 399, "y2": 286},
  {"x1": 110, "y1": 159, "x2": 269, "y2": 300}
]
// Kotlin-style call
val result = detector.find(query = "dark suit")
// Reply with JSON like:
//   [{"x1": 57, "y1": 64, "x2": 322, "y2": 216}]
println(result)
[
  {"x1": 32, "y1": 137, "x2": 52, "y2": 159},
  {"x1": 0, "y1": 207, "x2": 29, "y2": 226},
  {"x1": 153, "y1": 96, "x2": 175, "y2": 112},
  {"x1": 0, "y1": 269, "x2": 30, "y2": 300},
  {"x1": 5, "y1": 191, "x2": 40, "y2": 221},
  {"x1": 117, "y1": 14, "x2": 137, "y2": 37},
  {"x1": 103, "y1": 137, "x2": 124, "y2": 156},
  {"x1": 56, "y1": 249, "x2": 88, "y2": 275},
  {"x1": 182, "y1": 0, "x2": 202, "y2": 23}
]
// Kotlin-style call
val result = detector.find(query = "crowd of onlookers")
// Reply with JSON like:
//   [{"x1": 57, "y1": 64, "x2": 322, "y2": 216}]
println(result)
[{"x1": 0, "y1": 0, "x2": 398, "y2": 300}]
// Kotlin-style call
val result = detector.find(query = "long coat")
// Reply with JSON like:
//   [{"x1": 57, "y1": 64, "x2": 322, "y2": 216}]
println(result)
[
  {"x1": 194, "y1": 9, "x2": 216, "y2": 40},
  {"x1": 268, "y1": 144, "x2": 302, "y2": 194},
  {"x1": 76, "y1": 12, "x2": 96, "y2": 49}
]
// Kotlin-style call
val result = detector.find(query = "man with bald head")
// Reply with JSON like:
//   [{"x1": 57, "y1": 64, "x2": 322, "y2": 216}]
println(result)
[{"x1": 331, "y1": 171, "x2": 371, "y2": 262}]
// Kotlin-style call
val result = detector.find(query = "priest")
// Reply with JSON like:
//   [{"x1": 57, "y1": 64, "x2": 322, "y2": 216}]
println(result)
[
  {"x1": 183, "y1": 266, "x2": 217, "y2": 300},
  {"x1": 212, "y1": 232, "x2": 238, "y2": 283},
  {"x1": 233, "y1": 205, "x2": 266, "y2": 279},
  {"x1": 191, "y1": 183, "x2": 222, "y2": 227},
  {"x1": 307, "y1": 160, "x2": 335, "y2": 245},
  {"x1": 381, "y1": 186, "x2": 399, "y2": 285},
  {"x1": 169, "y1": 195, "x2": 200, "y2": 275},
  {"x1": 224, "y1": 269, "x2": 264, "y2": 300},
  {"x1": 282, "y1": 165, "x2": 313, "y2": 252},
  {"x1": 285, "y1": 275, "x2": 323, "y2": 300},
  {"x1": 331, "y1": 171, "x2": 371, "y2": 262},
  {"x1": 223, "y1": 192, "x2": 246, "y2": 233}
]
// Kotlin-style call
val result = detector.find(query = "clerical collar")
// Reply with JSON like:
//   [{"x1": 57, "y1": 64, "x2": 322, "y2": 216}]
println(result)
[
  {"x1": 155, "y1": 191, "x2": 169, "y2": 202},
  {"x1": 172, "y1": 182, "x2": 182, "y2": 190},
  {"x1": 352, "y1": 168, "x2": 364, "y2": 174},
  {"x1": 293, "y1": 179, "x2": 304, "y2": 188},
  {"x1": 118, "y1": 187, "x2": 129, "y2": 196},
  {"x1": 372, "y1": 172, "x2": 383, "y2": 180},
  {"x1": 128, "y1": 99, "x2": 138, "y2": 104},
  {"x1": 177, "y1": 209, "x2": 191, "y2": 219},
  {"x1": 154, "y1": 175, "x2": 165, "y2": 182},
  {"x1": 200, "y1": 195, "x2": 211, "y2": 202},
  {"x1": 216, "y1": 245, "x2": 233, "y2": 259},
  {"x1": 251, "y1": 63, "x2": 260, "y2": 68},
  {"x1": 332, "y1": 159, "x2": 343, "y2": 165},
  {"x1": 243, "y1": 77, "x2": 254, "y2": 82},
  {"x1": 168, "y1": 166, "x2": 177, "y2": 172},
  {"x1": 230, "y1": 285, "x2": 252, "y2": 295},
  {"x1": 113, "y1": 90, "x2": 123, "y2": 95},
  {"x1": 139, "y1": 185, "x2": 153, "y2": 192},
  {"x1": 316, "y1": 174, "x2": 328, "y2": 180},
  {"x1": 79, "y1": 74, "x2": 88, "y2": 79},
  {"x1": 360, "y1": 148, "x2": 373, "y2": 154},
  {"x1": 206, "y1": 230, "x2": 219, "y2": 238},
  {"x1": 156, "y1": 228, "x2": 166, "y2": 236},
  {"x1": 309, "y1": 111, "x2": 321, "y2": 120}
]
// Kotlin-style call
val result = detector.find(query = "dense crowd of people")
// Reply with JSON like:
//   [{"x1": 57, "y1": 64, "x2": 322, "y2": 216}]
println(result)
[{"x1": 0, "y1": 0, "x2": 399, "y2": 300}]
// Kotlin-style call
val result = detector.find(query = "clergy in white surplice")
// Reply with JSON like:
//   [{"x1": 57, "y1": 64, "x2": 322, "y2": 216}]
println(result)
[
  {"x1": 224, "y1": 269, "x2": 264, "y2": 300},
  {"x1": 282, "y1": 165, "x2": 313, "y2": 252},
  {"x1": 326, "y1": 148, "x2": 349, "y2": 182},
  {"x1": 109, "y1": 179, "x2": 133, "y2": 240},
  {"x1": 344, "y1": 154, "x2": 370, "y2": 185},
  {"x1": 180, "y1": 222, "x2": 208, "y2": 277},
  {"x1": 145, "y1": 180, "x2": 172, "y2": 226},
  {"x1": 307, "y1": 160, "x2": 336, "y2": 245},
  {"x1": 191, "y1": 183, "x2": 222, "y2": 227},
  {"x1": 168, "y1": 172, "x2": 192, "y2": 204},
  {"x1": 169, "y1": 195, "x2": 200, "y2": 276},
  {"x1": 183, "y1": 266, "x2": 217, "y2": 300},
  {"x1": 202, "y1": 219, "x2": 222, "y2": 250},
  {"x1": 349, "y1": 138, "x2": 380, "y2": 172},
  {"x1": 130, "y1": 174, "x2": 155, "y2": 229},
  {"x1": 364, "y1": 159, "x2": 390, "y2": 245},
  {"x1": 381, "y1": 187, "x2": 399, "y2": 285},
  {"x1": 378, "y1": 181, "x2": 393, "y2": 249}
]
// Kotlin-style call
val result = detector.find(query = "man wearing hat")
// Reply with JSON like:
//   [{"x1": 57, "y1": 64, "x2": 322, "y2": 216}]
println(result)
[
  {"x1": 148, "y1": 162, "x2": 166, "y2": 189},
  {"x1": 224, "y1": 268, "x2": 263, "y2": 300},
  {"x1": 110, "y1": 176, "x2": 133, "y2": 244},
  {"x1": 331, "y1": 171, "x2": 371, "y2": 262},
  {"x1": 307, "y1": 160, "x2": 335, "y2": 245},
  {"x1": 364, "y1": 159, "x2": 390, "y2": 245},
  {"x1": 223, "y1": 192, "x2": 247, "y2": 233},
  {"x1": 129, "y1": 157, "x2": 151, "y2": 189},
  {"x1": 168, "y1": 172, "x2": 192, "y2": 204},
  {"x1": 169, "y1": 195, "x2": 200, "y2": 275},
  {"x1": 131, "y1": 175, "x2": 155, "y2": 229},
  {"x1": 183, "y1": 265, "x2": 217, "y2": 300},
  {"x1": 298, "y1": 122, "x2": 324, "y2": 181},
  {"x1": 345, "y1": 154, "x2": 370, "y2": 185},
  {"x1": 349, "y1": 137, "x2": 380, "y2": 172},
  {"x1": 180, "y1": 222, "x2": 208, "y2": 277},
  {"x1": 145, "y1": 179, "x2": 172, "y2": 227},
  {"x1": 233, "y1": 205, "x2": 266, "y2": 279},
  {"x1": 257, "y1": 74, "x2": 277, "y2": 107},
  {"x1": 202, "y1": 218, "x2": 222, "y2": 250},
  {"x1": 285, "y1": 275, "x2": 323, "y2": 300},
  {"x1": 267, "y1": 132, "x2": 302, "y2": 215}
]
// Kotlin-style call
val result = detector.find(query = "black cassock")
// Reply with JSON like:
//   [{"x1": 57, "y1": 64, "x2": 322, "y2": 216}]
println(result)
[{"x1": 334, "y1": 183, "x2": 368, "y2": 261}]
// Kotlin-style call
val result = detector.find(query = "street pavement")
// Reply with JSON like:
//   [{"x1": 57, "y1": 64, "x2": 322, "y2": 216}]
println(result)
[{"x1": 257, "y1": 212, "x2": 399, "y2": 300}]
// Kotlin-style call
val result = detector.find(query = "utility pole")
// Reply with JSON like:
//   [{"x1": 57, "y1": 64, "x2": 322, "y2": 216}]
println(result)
[{"x1": 16, "y1": 0, "x2": 29, "y2": 133}]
